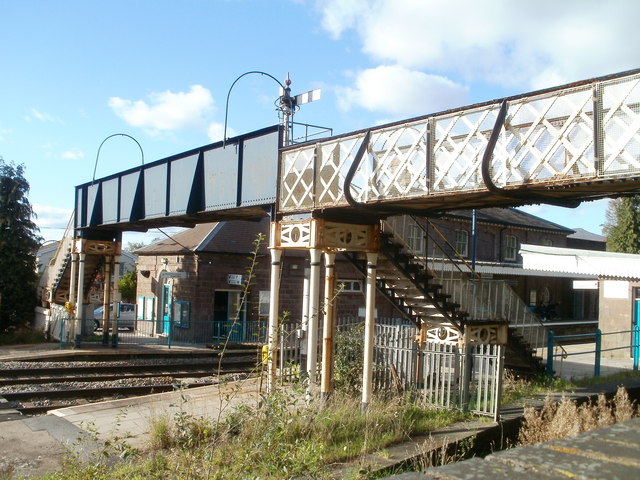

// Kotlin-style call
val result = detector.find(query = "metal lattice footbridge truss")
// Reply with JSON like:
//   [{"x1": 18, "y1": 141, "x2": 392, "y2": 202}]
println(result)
[{"x1": 58, "y1": 69, "x2": 640, "y2": 407}]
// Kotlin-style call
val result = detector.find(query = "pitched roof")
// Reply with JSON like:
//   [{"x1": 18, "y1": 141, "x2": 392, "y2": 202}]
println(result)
[
  {"x1": 443, "y1": 208, "x2": 574, "y2": 233},
  {"x1": 567, "y1": 228, "x2": 606, "y2": 243},
  {"x1": 136, "y1": 219, "x2": 270, "y2": 255}
]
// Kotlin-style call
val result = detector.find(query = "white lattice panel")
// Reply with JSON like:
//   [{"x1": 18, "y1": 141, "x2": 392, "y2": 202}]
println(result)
[
  {"x1": 317, "y1": 135, "x2": 364, "y2": 207},
  {"x1": 280, "y1": 144, "x2": 316, "y2": 211},
  {"x1": 600, "y1": 74, "x2": 640, "y2": 176},
  {"x1": 432, "y1": 106, "x2": 497, "y2": 192},
  {"x1": 500, "y1": 87, "x2": 596, "y2": 185}
]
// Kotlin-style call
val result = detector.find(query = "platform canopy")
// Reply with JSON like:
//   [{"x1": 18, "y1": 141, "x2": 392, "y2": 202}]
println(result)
[{"x1": 520, "y1": 244, "x2": 640, "y2": 280}]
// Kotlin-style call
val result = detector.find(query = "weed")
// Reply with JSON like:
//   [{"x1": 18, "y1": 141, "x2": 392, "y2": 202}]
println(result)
[{"x1": 518, "y1": 386, "x2": 638, "y2": 445}]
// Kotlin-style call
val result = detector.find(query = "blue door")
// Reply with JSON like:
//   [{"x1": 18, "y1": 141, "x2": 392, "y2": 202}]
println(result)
[
  {"x1": 162, "y1": 284, "x2": 172, "y2": 334},
  {"x1": 633, "y1": 289, "x2": 640, "y2": 368}
]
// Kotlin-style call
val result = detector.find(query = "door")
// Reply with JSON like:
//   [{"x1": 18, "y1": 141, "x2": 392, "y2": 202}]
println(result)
[
  {"x1": 161, "y1": 284, "x2": 172, "y2": 334},
  {"x1": 213, "y1": 290, "x2": 244, "y2": 341}
]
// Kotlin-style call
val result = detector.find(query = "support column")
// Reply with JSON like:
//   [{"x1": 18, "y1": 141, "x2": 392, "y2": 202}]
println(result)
[
  {"x1": 320, "y1": 252, "x2": 336, "y2": 399},
  {"x1": 102, "y1": 256, "x2": 112, "y2": 345},
  {"x1": 68, "y1": 252, "x2": 79, "y2": 346},
  {"x1": 75, "y1": 253, "x2": 86, "y2": 339},
  {"x1": 111, "y1": 255, "x2": 121, "y2": 347},
  {"x1": 266, "y1": 248, "x2": 282, "y2": 393},
  {"x1": 306, "y1": 248, "x2": 322, "y2": 392},
  {"x1": 362, "y1": 252, "x2": 378, "y2": 410}
]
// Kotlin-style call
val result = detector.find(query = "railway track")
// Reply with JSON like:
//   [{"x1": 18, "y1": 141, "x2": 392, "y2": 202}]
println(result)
[{"x1": 0, "y1": 350, "x2": 262, "y2": 416}]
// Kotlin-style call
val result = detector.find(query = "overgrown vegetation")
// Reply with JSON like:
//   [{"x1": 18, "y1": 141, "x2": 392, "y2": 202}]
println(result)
[
  {"x1": 519, "y1": 386, "x2": 637, "y2": 445},
  {"x1": 29, "y1": 390, "x2": 463, "y2": 480},
  {"x1": 0, "y1": 326, "x2": 48, "y2": 346}
]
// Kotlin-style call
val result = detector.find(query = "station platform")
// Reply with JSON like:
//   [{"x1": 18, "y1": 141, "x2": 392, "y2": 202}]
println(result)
[{"x1": 1, "y1": 343, "x2": 639, "y2": 478}]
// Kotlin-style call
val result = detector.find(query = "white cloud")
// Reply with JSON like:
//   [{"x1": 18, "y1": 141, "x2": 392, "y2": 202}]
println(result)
[
  {"x1": 33, "y1": 204, "x2": 73, "y2": 229},
  {"x1": 109, "y1": 85, "x2": 215, "y2": 133},
  {"x1": 25, "y1": 108, "x2": 61, "y2": 123},
  {"x1": 61, "y1": 149, "x2": 85, "y2": 160},
  {"x1": 317, "y1": 0, "x2": 640, "y2": 91},
  {"x1": 337, "y1": 65, "x2": 468, "y2": 117},
  {"x1": 207, "y1": 122, "x2": 230, "y2": 143}
]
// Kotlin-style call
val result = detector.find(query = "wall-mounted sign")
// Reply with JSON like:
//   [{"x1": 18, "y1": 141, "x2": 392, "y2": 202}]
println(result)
[
  {"x1": 573, "y1": 280, "x2": 598, "y2": 290},
  {"x1": 227, "y1": 274, "x2": 244, "y2": 286},
  {"x1": 160, "y1": 271, "x2": 188, "y2": 279}
]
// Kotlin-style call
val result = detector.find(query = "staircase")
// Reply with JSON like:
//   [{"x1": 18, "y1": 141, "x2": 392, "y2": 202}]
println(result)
[
  {"x1": 350, "y1": 216, "x2": 548, "y2": 377},
  {"x1": 37, "y1": 214, "x2": 106, "y2": 310}
]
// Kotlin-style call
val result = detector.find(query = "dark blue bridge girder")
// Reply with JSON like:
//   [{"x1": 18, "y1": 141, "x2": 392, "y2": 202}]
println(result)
[{"x1": 75, "y1": 126, "x2": 282, "y2": 238}]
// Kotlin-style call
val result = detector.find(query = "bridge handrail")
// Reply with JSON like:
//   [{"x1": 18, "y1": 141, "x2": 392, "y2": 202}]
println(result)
[
  {"x1": 279, "y1": 69, "x2": 640, "y2": 214},
  {"x1": 38, "y1": 214, "x2": 75, "y2": 304}
]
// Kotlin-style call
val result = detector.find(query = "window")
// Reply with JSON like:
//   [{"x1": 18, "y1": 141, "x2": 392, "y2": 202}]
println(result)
[
  {"x1": 338, "y1": 280, "x2": 363, "y2": 293},
  {"x1": 542, "y1": 238, "x2": 553, "y2": 246},
  {"x1": 504, "y1": 234, "x2": 518, "y2": 261},
  {"x1": 406, "y1": 224, "x2": 424, "y2": 253},
  {"x1": 259, "y1": 290, "x2": 270, "y2": 317},
  {"x1": 172, "y1": 300, "x2": 191, "y2": 328},
  {"x1": 455, "y1": 230, "x2": 469, "y2": 257}
]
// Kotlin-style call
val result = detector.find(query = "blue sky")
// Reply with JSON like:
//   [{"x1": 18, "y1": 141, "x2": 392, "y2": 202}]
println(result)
[{"x1": 2, "y1": 0, "x2": 639, "y2": 245}]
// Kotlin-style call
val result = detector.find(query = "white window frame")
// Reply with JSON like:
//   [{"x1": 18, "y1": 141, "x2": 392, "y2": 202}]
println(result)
[
  {"x1": 338, "y1": 279, "x2": 363, "y2": 293},
  {"x1": 504, "y1": 234, "x2": 518, "y2": 261},
  {"x1": 455, "y1": 230, "x2": 469, "y2": 257},
  {"x1": 406, "y1": 224, "x2": 424, "y2": 253}
]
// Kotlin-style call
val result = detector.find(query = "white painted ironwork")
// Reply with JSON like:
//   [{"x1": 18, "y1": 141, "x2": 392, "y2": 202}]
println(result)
[{"x1": 280, "y1": 71, "x2": 640, "y2": 212}]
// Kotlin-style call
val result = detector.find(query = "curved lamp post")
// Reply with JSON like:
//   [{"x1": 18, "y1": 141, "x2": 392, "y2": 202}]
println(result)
[
  {"x1": 92, "y1": 133, "x2": 144, "y2": 183},
  {"x1": 223, "y1": 70, "x2": 286, "y2": 147}
]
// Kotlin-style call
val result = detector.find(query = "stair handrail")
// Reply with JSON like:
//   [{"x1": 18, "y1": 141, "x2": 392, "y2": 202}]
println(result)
[
  {"x1": 37, "y1": 213, "x2": 75, "y2": 304},
  {"x1": 383, "y1": 216, "x2": 548, "y2": 351}
]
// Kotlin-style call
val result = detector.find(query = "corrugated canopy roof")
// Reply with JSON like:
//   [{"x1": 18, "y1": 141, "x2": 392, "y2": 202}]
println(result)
[{"x1": 520, "y1": 244, "x2": 640, "y2": 280}]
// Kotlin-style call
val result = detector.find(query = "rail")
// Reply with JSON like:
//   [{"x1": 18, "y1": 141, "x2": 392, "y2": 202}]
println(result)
[
  {"x1": 37, "y1": 213, "x2": 75, "y2": 304},
  {"x1": 546, "y1": 326, "x2": 640, "y2": 378}
]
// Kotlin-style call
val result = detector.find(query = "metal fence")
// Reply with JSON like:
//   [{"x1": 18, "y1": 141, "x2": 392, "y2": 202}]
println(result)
[
  {"x1": 546, "y1": 327, "x2": 640, "y2": 378},
  {"x1": 53, "y1": 315, "x2": 268, "y2": 348}
]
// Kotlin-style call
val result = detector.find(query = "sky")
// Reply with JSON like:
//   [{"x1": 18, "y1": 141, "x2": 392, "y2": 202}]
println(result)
[{"x1": 2, "y1": 0, "x2": 639, "y2": 246}]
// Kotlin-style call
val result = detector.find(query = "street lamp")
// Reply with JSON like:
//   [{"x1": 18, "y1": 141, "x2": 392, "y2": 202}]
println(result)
[{"x1": 93, "y1": 133, "x2": 144, "y2": 183}]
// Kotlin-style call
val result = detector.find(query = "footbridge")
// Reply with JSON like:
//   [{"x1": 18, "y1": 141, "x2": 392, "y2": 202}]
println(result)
[
  {"x1": 52, "y1": 68, "x2": 640, "y2": 407},
  {"x1": 76, "y1": 69, "x2": 640, "y2": 235}
]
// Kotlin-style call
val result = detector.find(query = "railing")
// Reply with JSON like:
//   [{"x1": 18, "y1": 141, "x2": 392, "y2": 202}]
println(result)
[
  {"x1": 279, "y1": 70, "x2": 640, "y2": 213},
  {"x1": 384, "y1": 216, "x2": 547, "y2": 350},
  {"x1": 37, "y1": 214, "x2": 75, "y2": 304},
  {"x1": 54, "y1": 317, "x2": 268, "y2": 348},
  {"x1": 546, "y1": 327, "x2": 640, "y2": 378}
]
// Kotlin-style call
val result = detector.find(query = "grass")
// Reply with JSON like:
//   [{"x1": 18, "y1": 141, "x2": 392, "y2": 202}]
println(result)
[
  {"x1": 27, "y1": 390, "x2": 465, "y2": 480},
  {"x1": 0, "y1": 327, "x2": 50, "y2": 346}
]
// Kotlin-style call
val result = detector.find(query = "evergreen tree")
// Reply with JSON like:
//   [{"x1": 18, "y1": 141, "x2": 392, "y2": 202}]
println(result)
[
  {"x1": 603, "y1": 196, "x2": 640, "y2": 254},
  {"x1": 0, "y1": 158, "x2": 43, "y2": 332}
]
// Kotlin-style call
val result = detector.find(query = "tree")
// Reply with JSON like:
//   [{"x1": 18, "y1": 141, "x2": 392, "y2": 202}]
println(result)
[
  {"x1": 124, "y1": 241, "x2": 147, "y2": 253},
  {"x1": 118, "y1": 270, "x2": 137, "y2": 303},
  {"x1": 603, "y1": 196, "x2": 640, "y2": 254},
  {"x1": 0, "y1": 158, "x2": 43, "y2": 332}
]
